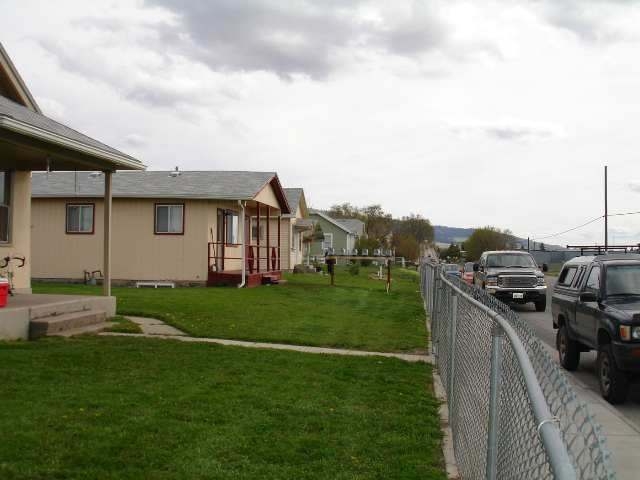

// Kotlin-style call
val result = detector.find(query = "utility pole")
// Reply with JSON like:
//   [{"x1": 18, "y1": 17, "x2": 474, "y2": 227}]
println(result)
[
  {"x1": 527, "y1": 237, "x2": 530, "y2": 252},
  {"x1": 605, "y1": 165, "x2": 608, "y2": 251}
]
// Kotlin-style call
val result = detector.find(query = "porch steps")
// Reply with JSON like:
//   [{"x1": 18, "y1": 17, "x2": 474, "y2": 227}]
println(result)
[
  {"x1": 48, "y1": 321, "x2": 113, "y2": 338},
  {"x1": 29, "y1": 309, "x2": 107, "y2": 339}
]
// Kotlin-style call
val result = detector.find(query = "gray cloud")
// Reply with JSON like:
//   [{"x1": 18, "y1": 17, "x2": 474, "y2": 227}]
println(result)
[
  {"x1": 628, "y1": 182, "x2": 640, "y2": 193},
  {"x1": 451, "y1": 121, "x2": 562, "y2": 141},
  {"x1": 123, "y1": 133, "x2": 148, "y2": 148},
  {"x1": 535, "y1": 0, "x2": 640, "y2": 44},
  {"x1": 37, "y1": 1, "x2": 503, "y2": 109},
  {"x1": 143, "y1": 0, "x2": 472, "y2": 79}
]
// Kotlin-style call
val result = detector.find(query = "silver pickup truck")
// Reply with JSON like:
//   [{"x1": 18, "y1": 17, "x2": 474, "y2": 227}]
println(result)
[{"x1": 473, "y1": 250, "x2": 548, "y2": 312}]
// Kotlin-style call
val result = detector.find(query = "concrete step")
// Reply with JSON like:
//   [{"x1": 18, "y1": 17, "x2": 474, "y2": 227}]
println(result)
[
  {"x1": 29, "y1": 310, "x2": 107, "y2": 339},
  {"x1": 48, "y1": 322, "x2": 113, "y2": 338},
  {"x1": 29, "y1": 296, "x2": 116, "y2": 321}
]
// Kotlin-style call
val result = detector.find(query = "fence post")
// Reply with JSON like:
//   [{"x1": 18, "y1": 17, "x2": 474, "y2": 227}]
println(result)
[
  {"x1": 447, "y1": 290, "x2": 458, "y2": 406},
  {"x1": 486, "y1": 323, "x2": 504, "y2": 480},
  {"x1": 431, "y1": 268, "x2": 439, "y2": 356}
]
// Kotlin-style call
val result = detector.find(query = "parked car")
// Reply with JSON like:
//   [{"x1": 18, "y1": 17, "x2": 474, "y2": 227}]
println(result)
[
  {"x1": 443, "y1": 263, "x2": 461, "y2": 277},
  {"x1": 552, "y1": 253, "x2": 640, "y2": 403},
  {"x1": 473, "y1": 250, "x2": 548, "y2": 311},
  {"x1": 461, "y1": 262, "x2": 474, "y2": 285}
]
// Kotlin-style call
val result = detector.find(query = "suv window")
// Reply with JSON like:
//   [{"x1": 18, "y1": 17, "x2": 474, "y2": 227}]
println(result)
[
  {"x1": 585, "y1": 266, "x2": 601, "y2": 292},
  {"x1": 573, "y1": 266, "x2": 586, "y2": 288},
  {"x1": 558, "y1": 266, "x2": 577, "y2": 286},
  {"x1": 486, "y1": 253, "x2": 537, "y2": 268}
]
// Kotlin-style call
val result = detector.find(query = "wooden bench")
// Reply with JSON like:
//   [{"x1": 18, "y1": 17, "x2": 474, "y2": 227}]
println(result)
[{"x1": 135, "y1": 281, "x2": 175, "y2": 289}]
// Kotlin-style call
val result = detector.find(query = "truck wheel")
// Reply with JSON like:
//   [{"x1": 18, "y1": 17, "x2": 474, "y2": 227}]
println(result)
[
  {"x1": 597, "y1": 344, "x2": 630, "y2": 404},
  {"x1": 557, "y1": 326, "x2": 580, "y2": 371},
  {"x1": 534, "y1": 298, "x2": 546, "y2": 312}
]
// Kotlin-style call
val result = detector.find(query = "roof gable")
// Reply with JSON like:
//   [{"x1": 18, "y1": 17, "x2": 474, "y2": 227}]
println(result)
[
  {"x1": 0, "y1": 42, "x2": 40, "y2": 112},
  {"x1": 309, "y1": 210, "x2": 354, "y2": 234},
  {"x1": 283, "y1": 188, "x2": 308, "y2": 218}
]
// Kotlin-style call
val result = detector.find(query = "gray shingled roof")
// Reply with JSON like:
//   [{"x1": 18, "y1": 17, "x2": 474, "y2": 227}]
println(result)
[
  {"x1": 283, "y1": 188, "x2": 303, "y2": 218},
  {"x1": 336, "y1": 218, "x2": 366, "y2": 235},
  {"x1": 0, "y1": 95, "x2": 140, "y2": 163},
  {"x1": 32, "y1": 171, "x2": 279, "y2": 200}
]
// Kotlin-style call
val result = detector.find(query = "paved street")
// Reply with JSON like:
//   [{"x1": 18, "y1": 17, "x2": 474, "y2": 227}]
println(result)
[{"x1": 511, "y1": 276, "x2": 640, "y2": 479}]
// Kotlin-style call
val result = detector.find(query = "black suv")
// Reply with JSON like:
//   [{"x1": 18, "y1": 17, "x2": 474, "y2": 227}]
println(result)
[
  {"x1": 552, "y1": 254, "x2": 640, "y2": 403},
  {"x1": 473, "y1": 250, "x2": 548, "y2": 312}
]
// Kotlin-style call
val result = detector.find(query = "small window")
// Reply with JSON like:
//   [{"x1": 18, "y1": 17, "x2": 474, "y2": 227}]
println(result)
[
  {"x1": 558, "y1": 266, "x2": 577, "y2": 286},
  {"x1": 585, "y1": 266, "x2": 601, "y2": 291},
  {"x1": 0, "y1": 172, "x2": 10, "y2": 242},
  {"x1": 216, "y1": 209, "x2": 239, "y2": 244},
  {"x1": 66, "y1": 204, "x2": 94, "y2": 234},
  {"x1": 227, "y1": 212, "x2": 239, "y2": 244},
  {"x1": 155, "y1": 204, "x2": 184, "y2": 234},
  {"x1": 323, "y1": 233, "x2": 333, "y2": 249},
  {"x1": 251, "y1": 218, "x2": 264, "y2": 242}
]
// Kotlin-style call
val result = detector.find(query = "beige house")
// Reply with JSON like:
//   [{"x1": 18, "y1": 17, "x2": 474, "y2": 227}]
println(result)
[
  {"x1": 282, "y1": 188, "x2": 312, "y2": 270},
  {"x1": 31, "y1": 171, "x2": 291, "y2": 287},
  {"x1": 0, "y1": 42, "x2": 144, "y2": 339}
]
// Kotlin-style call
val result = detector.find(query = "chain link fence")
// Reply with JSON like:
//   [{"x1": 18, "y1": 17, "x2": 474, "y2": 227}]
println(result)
[{"x1": 420, "y1": 261, "x2": 616, "y2": 480}]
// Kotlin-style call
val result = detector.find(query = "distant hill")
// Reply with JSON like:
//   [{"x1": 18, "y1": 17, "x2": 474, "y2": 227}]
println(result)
[
  {"x1": 433, "y1": 225, "x2": 475, "y2": 245},
  {"x1": 433, "y1": 225, "x2": 565, "y2": 251}
]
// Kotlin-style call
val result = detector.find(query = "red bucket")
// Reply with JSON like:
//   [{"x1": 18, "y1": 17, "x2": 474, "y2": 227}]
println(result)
[{"x1": 0, "y1": 278, "x2": 9, "y2": 308}]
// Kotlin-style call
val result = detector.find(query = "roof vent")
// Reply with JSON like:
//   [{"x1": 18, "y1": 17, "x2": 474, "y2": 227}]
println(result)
[{"x1": 168, "y1": 166, "x2": 181, "y2": 178}]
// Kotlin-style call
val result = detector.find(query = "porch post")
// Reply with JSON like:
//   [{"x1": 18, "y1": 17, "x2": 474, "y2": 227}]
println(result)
[
  {"x1": 103, "y1": 170, "x2": 112, "y2": 296},
  {"x1": 257, "y1": 202, "x2": 261, "y2": 273},
  {"x1": 277, "y1": 215, "x2": 281, "y2": 270},
  {"x1": 266, "y1": 205, "x2": 270, "y2": 271}
]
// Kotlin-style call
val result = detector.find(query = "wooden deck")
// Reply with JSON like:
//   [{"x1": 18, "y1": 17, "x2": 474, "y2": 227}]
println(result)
[{"x1": 207, "y1": 270, "x2": 282, "y2": 288}]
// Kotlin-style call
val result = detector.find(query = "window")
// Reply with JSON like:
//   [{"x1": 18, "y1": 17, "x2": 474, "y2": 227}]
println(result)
[
  {"x1": 66, "y1": 204, "x2": 94, "y2": 234},
  {"x1": 0, "y1": 172, "x2": 10, "y2": 242},
  {"x1": 216, "y1": 209, "x2": 239, "y2": 244},
  {"x1": 251, "y1": 218, "x2": 264, "y2": 242},
  {"x1": 558, "y1": 266, "x2": 577, "y2": 286},
  {"x1": 322, "y1": 233, "x2": 333, "y2": 250},
  {"x1": 585, "y1": 266, "x2": 600, "y2": 291},
  {"x1": 155, "y1": 204, "x2": 184, "y2": 234}
]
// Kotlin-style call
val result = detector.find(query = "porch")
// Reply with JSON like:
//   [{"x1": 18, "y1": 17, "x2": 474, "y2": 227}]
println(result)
[
  {"x1": 206, "y1": 201, "x2": 284, "y2": 287},
  {"x1": 0, "y1": 293, "x2": 116, "y2": 340}
]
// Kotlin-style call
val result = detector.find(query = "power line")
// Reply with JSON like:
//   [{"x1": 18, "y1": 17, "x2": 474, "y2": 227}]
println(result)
[
  {"x1": 531, "y1": 215, "x2": 603, "y2": 241},
  {"x1": 607, "y1": 210, "x2": 640, "y2": 217}
]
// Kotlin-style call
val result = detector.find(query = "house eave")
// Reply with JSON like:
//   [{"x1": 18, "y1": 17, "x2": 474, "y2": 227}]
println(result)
[{"x1": 0, "y1": 116, "x2": 145, "y2": 171}]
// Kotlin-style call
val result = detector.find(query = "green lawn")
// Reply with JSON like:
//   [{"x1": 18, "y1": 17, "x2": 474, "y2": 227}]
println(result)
[
  {"x1": 33, "y1": 267, "x2": 426, "y2": 353},
  {"x1": 0, "y1": 336, "x2": 445, "y2": 480}
]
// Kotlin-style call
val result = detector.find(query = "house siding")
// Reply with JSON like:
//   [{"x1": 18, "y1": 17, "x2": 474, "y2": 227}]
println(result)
[
  {"x1": 31, "y1": 197, "x2": 241, "y2": 282},
  {"x1": 1, "y1": 171, "x2": 31, "y2": 292},
  {"x1": 308, "y1": 213, "x2": 351, "y2": 257}
]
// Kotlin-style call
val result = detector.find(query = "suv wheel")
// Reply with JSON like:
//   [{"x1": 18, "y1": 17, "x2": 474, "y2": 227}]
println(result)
[
  {"x1": 597, "y1": 344, "x2": 630, "y2": 404},
  {"x1": 557, "y1": 326, "x2": 580, "y2": 370},
  {"x1": 534, "y1": 298, "x2": 546, "y2": 312}
]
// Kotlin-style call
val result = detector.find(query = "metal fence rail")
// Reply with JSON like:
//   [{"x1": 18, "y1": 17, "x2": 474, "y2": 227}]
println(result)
[{"x1": 420, "y1": 261, "x2": 615, "y2": 480}]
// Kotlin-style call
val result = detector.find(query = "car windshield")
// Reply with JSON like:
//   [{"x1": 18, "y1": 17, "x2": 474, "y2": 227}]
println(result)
[
  {"x1": 606, "y1": 265, "x2": 640, "y2": 296},
  {"x1": 444, "y1": 264, "x2": 459, "y2": 271},
  {"x1": 486, "y1": 253, "x2": 536, "y2": 268},
  {"x1": 463, "y1": 262, "x2": 474, "y2": 272}
]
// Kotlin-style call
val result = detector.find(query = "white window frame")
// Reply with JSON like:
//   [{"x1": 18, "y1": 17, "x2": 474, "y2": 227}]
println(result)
[
  {"x1": 155, "y1": 204, "x2": 184, "y2": 235},
  {"x1": 66, "y1": 203, "x2": 95, "y2": 234},
  {"x1": 323, "y1": 233, "x2": 333, "y2": 250}
]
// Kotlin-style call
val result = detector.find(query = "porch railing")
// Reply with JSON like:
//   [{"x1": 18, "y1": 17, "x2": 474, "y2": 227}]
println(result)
[{"x1": 208, "y1": 242, "x2": 281, "y2": 274}]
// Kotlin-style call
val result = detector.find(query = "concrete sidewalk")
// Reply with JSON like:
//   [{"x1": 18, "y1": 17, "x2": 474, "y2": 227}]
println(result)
[
  {"x1": 101, "y1": 316, "x2": 432, "y2": 363},
  {"x1": 539, "y1": 343, "x2": 640, "y2": 480}
]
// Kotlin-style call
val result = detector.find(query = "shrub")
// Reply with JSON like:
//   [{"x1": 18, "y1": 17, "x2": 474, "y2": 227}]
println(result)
[{"x1": 348, "y1": 263, "x2": 360, "y2": 275}]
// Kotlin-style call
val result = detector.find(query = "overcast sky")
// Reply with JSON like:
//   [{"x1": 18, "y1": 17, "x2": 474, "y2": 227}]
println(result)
[{"x1": 3, "y1": 0, "x2": 640, "y2": 245}]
